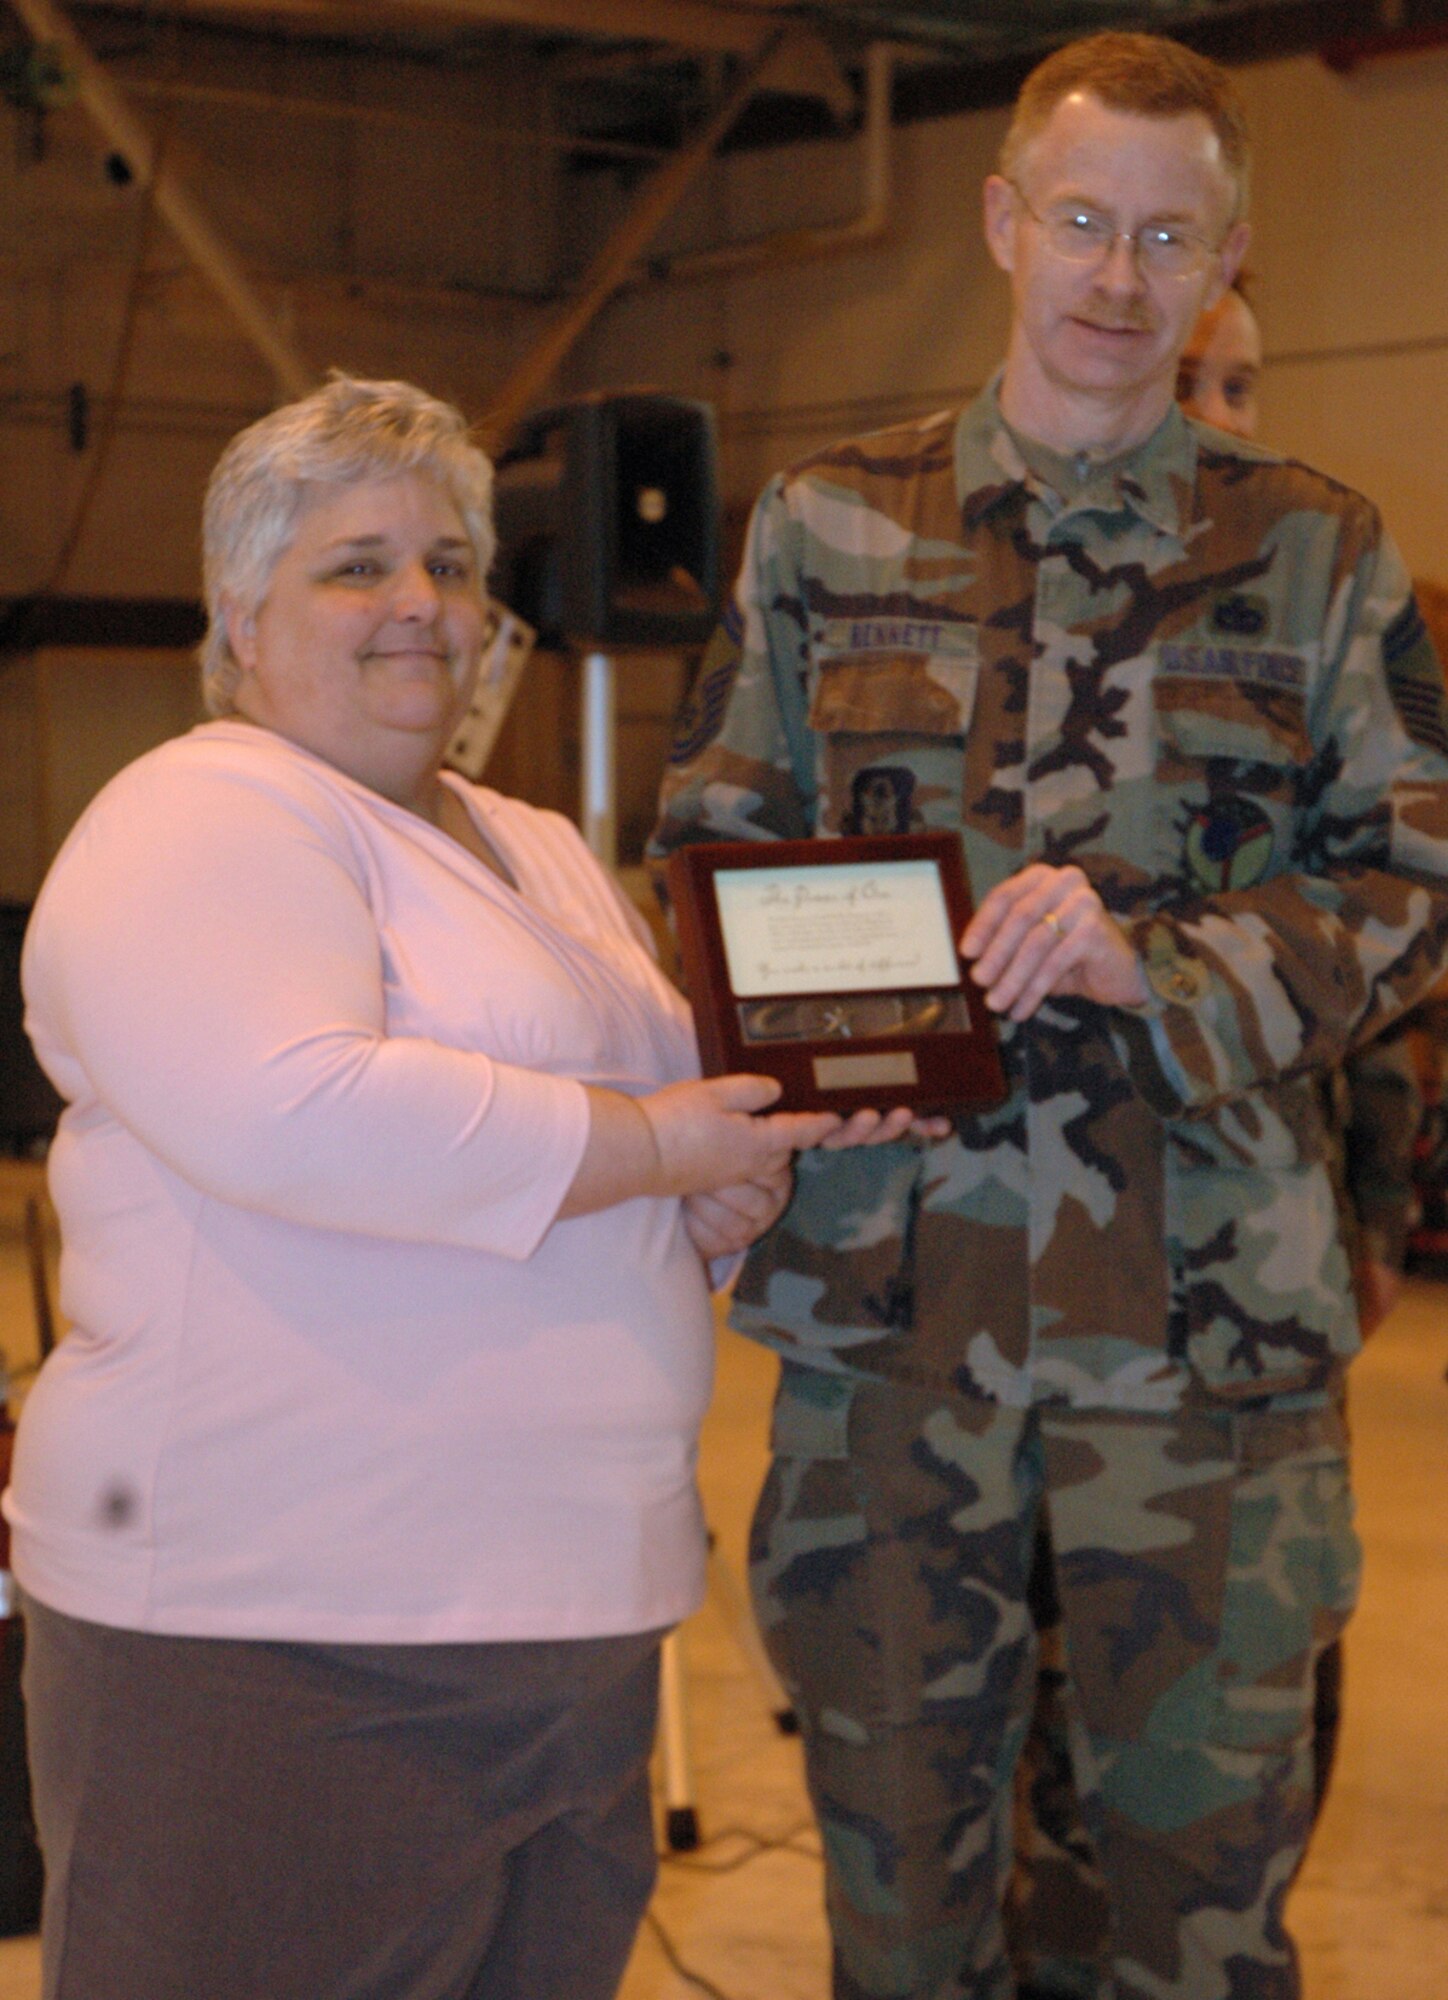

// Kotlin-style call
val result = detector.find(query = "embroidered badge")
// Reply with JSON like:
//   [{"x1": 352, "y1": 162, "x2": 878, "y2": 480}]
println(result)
[
  {"x1": 817, "y1": 616, "x2": 977, "y2": 659},
  {"x1": 1140, "y1": 918, "x2": 1208, "y2": 1003},
  {"x1": 1183, "y1": 797, "x2": 1276, "y2": 892},
  {"x1": 1211, "y1": 593, "x2": 1269, "y2": 638},
  {"x1": 1383, "y1": 596, "x2": 1448, "y2": 757},
  {"x1": 842, "y1": 765, "x2": 915, "y2": 835},
  {"x1": 1159, "y1": 641, "x2": 1307, "y2": 690},
  {"x1": 669, "y1": 617, "x2": 741, "y2": 765}
]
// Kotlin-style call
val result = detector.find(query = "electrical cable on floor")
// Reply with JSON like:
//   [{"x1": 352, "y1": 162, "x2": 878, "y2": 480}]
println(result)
[
  {"x1": 646, "y1": 1816, "x2": 824, "y2": 1999},
  {"x1": 643, "y1": 1910, "x2": 737, "y2": 2000},
  {"x1": 659, "y1": 1817, "x2": 820, "y2": 1871}
]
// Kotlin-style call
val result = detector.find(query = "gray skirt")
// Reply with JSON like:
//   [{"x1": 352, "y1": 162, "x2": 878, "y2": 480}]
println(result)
[{"x1": 20, "y1": 1595, "x2": 662, "y2": 2000}]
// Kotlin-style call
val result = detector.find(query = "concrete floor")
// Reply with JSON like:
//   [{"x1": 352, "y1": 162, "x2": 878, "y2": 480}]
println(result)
[{"x1": 0, "y1": 1175, "x2": 1444, "y2": 1999}]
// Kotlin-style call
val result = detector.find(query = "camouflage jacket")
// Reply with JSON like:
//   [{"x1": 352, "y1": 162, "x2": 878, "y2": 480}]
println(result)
[{"x1": 650, "y1": 384, "x2": 1448, "y2": 1412}]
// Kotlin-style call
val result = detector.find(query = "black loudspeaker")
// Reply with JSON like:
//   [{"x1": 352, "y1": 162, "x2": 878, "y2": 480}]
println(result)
[
  {"x1": 0, "y1": 904, "x2": 61, "y2": 1158},
  {"x1": 492, "y1": 393, "x2": 720, "y2": 648}
]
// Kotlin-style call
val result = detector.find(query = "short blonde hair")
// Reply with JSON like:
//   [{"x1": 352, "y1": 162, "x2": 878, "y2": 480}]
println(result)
[
  {"x1": 199, "y1": 373, "x2": 495, "y2": 716},
  {"x1": 1000, "y1": 32, "x2": 1251, "y2": 221}
]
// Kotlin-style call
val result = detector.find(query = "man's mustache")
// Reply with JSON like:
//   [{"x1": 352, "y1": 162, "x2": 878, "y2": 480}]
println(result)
[{"x1": 1077, "y1": 291, "x2": 1155, "y2": 333}]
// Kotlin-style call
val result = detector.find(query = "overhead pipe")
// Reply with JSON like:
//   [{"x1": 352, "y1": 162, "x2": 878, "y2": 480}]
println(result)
[
  {"x1": 634, "y1": 42, "x2": 896, "y2": 288},
  {"x1": 7, "y1": 0, "x2": 314, "y2": 399}
]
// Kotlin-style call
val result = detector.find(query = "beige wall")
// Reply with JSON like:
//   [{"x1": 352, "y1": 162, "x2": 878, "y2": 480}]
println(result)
[
  {"x1": 0, "y1": 652, "x2": 203, "y2": 902},
  {"x1": 1237, "y1": 52, "x2": 1448, "y2": 583},
  {"x1": 0, "y1": 29, "x2": 561, "y2": 898},
  {"x1": 0, "y1": 29, "x2": 561, "y2": 603}
]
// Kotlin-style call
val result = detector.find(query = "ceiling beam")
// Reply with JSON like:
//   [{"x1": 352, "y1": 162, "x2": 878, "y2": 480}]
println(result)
[
  {"x1": 413, "y1": 0, "x2": 786, "y2": 44},
  {"x1": 78, "y1": 0, "x2": 792, "y2": 56},
  {"x1": 77, "y1": 0, "x2": 848, "y2": 106},
  {"x1": 12, "y1": 0, "x2": 315, "y2": 397}
]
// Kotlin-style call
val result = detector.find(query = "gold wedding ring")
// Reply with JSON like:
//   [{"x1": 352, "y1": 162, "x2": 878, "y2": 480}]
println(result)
[{"x1": 1040, "y1": 910, "x2": 1063, "y2": 934}]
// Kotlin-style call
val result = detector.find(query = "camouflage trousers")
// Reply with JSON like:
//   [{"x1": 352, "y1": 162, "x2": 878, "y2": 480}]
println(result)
[
  {"x1": 748, "y1": 1364, "x2": 1361, "y2": 2000},
  {"x1": 1007, "y1": 1548, "x2": 1350, "y2": 1999},
  {"x1": 1006, "y1": 1527, "x2": 1112, "y2": 1999}
]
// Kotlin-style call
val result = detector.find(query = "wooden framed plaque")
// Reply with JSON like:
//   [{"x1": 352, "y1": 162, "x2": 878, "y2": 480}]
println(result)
[{"x1": 668, "y1": 832, "x2": 1006, "y2": 1115}]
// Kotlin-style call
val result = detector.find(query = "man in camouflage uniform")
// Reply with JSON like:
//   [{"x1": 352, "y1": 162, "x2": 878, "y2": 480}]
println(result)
[
  {"x1": 1007, "y1": 273, "x2": 1429, "y2": 2000},
  {"x1": 650, "y1": 31, "x2": 1448, "y2": 2000}
]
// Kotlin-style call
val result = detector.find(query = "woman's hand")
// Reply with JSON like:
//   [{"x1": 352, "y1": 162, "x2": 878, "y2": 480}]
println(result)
[
  {"x1": 678, "y1": 1108, "x2": 952, "y2": 1259},
  {"x1": 561, "y1": 1074, "x2": 835, "y2": 1218},
  {"x1": 960, "y1": 862, "x2": 1149, "y2": 1023},
  {"x1": 819, "y1": 1107, "x2": 953, "y2": 1148},
  {"x1": 645, "y1": 1082, "x2": 950, "y2": 1183},
  {"x1": 561, "y1": 1075, "x2": 948, "y2": 1221},
  {"x1": 640, "y1": 1075, "x2": 841, "y2": 1196},
  {"x1": 679, "y1": 1101, "x2": 957, "y2": 1260},
  {"x1": 682, "y1": 1165, "x2": 795, "y2": 1260}
]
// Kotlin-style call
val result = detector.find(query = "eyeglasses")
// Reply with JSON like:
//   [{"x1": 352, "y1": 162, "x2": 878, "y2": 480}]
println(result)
[{"x1": 1008, "y1": 182, "x2": 1222, "y2": 280}]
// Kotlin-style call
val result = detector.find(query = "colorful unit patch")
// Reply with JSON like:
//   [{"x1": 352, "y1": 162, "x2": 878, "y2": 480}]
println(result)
[{"x1": 1183, "y1": 796, "x2": 1276, "y2": 891}]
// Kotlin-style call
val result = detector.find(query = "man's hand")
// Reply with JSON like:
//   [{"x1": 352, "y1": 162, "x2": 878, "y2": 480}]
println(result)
[{"x1": 960, "y1": 863, "x2": 1149, "y2": 1022}]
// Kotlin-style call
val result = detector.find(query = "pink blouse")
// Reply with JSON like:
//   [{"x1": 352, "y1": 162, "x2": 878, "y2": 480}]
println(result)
[{"x1": 8, "y1": 721, "x2": 714, "y2": 1642}]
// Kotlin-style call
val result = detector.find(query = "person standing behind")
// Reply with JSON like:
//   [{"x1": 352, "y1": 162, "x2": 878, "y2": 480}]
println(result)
[
  {"x1": 652, "y1": 32, "x2": 1448, "y2": 2000},
  {"x1": 1174, "y1": 275, "x2": 1262, "y2": 434}
]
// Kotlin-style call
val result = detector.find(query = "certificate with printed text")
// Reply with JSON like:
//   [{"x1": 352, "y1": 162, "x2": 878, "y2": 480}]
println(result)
[
  {"x1": 668, "y1": 834, "x2": 1006, "y2": 1115},
  {"x1": 713, "y1": 859, "x2": 961, "y2": 998}
]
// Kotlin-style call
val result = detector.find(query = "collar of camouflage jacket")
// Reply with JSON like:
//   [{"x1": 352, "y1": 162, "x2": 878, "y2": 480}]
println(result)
[{"x1": 955, "y1": 373, "x2": 1194, "y2": 544}]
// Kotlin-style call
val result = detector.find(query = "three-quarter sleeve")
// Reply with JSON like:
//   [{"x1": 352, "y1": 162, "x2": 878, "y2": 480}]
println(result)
[{"x1": 23, "y1": 744, "x2": 592, "y2": 1260}]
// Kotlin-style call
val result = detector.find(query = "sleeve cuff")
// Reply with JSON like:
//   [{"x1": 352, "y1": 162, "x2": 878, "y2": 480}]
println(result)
[{"x1": 456, "y1": 1066, "x2": 592, "y2": 1260}]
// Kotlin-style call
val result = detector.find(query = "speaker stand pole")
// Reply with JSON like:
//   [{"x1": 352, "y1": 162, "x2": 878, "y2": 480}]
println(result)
[
  {"x1": 580, "y1": 641, "x2": 711, "y2": 1841},
  {"x1": 577, "y1": 644, "x2": 793, "y2": 1851},
  {"x1": 580, "y1": 649, "x2": 617, "y2": 873}
]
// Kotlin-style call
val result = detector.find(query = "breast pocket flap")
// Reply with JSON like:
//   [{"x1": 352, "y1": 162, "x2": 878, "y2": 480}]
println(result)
[
  {"x1": 1156, "y1": 678, "x2": 1310, "y2": 772},
  {"x1": 809, "y1": 649, "x2": 978, "y2": 738}
]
